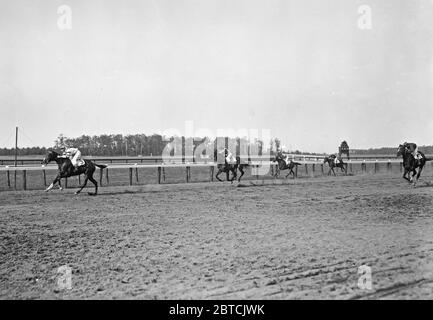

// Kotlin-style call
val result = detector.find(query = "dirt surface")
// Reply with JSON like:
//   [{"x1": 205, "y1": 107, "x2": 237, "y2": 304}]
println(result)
[{"x1": 1, "y1": 174, "x2": 433, "y2": 299}]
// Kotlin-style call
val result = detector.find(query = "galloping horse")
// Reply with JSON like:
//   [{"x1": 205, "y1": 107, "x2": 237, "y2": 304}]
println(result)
[
  {"x1": 397, "y1": 144, "x2": 431, "y2": 186},
  {"x1": 215, "y1": 156, "x2": 249, "y2": 182},
  {"x1": 272, "y1": 153, "x2": 301, "y2": 178},
  {"x1": 323, "y1": 155, "x2": 347, "y2": 176},
  {"x1": 42, "y1": 150, "x2": 107, "y2": 195}
]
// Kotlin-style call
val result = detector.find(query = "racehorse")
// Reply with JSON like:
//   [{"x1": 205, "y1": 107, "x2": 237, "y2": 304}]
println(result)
[
  {"x1": 215, "y1": 156, "x2": 249, "y2": 182},
  {"x1": 397, "y1": 144, "x2": 431, "y2": 186},
  {"x1": 323, "y1": 155, "x2": 347, "y2": 176},
  {"x1": 42, "y1": 150, "x2": 107, "y2": 195},
  {"x1": 272, "y1": 153, "x2": 301, "y2": 178}
]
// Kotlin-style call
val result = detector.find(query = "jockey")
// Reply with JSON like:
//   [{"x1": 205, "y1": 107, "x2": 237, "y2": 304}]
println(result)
[
  {"x1": 282, "y1": 153, "x2": 291, "y2": 166},
  {"x1": 62, "y1": 146, "x2": 83, "y2": 168},
  {"x1": 404, "y1": 142, "x2": 421, "y2": 160},
  {"x1": 219, "y1": 148, "x2": 236, "y2": 164},
  {"x1": 329, "y1": 154, "x2": 340, "y2": 165}
]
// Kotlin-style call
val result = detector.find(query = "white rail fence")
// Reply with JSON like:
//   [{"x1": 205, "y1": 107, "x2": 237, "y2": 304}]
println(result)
[{"x1": 0, "y1": 157, "x2": 414, "y2": 191}]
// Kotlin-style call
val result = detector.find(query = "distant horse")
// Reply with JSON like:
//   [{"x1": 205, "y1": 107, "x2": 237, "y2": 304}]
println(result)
[
  {"x1": 272, "y1": 153, "x2": 301, "y2": 178},
  {"x1": 42, "y1": 150, "x2": 107, "y2": 195},
  {"x1": 215, "y1": 156, "x2": 249, "y2": 182},
  {"x1": 323, "y1": 155, "x2": 347, "y2": 176},
  {"x1": 396, "y1": 144, "x2": 431, "y2": 186}
]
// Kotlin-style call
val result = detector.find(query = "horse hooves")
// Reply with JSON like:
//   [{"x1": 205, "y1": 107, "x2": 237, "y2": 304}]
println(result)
[{"x1": 87, "y1": 192, "x2": 97, "y2": 196}]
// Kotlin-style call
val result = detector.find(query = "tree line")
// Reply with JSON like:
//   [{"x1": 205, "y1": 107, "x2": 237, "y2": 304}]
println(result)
[{"x1": 0, "y1": 133, "x2": 431, "y2": 157}]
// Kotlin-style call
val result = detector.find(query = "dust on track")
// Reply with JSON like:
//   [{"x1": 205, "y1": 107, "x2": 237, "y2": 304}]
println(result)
[{"x1": 1, "y1": 174, "x2": 433, "y2": 299}]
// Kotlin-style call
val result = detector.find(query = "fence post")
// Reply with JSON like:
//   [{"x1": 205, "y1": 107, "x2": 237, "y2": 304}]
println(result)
[
  {"x1": 210, "y1": 166, "x2": 214, "y2": 182},
  {"x1": 186, "y1": 166, "x2": 190, "y2": 183},
  {"x1": 304, "y1": 164, "x2": 308, "y2": 175},
  {"x1": 65, "y1": 177, "x2": 68, "y2": 189},
  {"x1": 106, "y1": 168, "x2": 109, "y2": 184},
  {"x1": 387, "y1": 160, "x2": 391, "y2": 173},
  {"x1": 99, "y1": 168, "x2": 103, "y2": 186},
  {"x1": 321, "y1": 164, "x2": 324, "y2": 175},
  {"x1": 162, "y1": 167, "x2": 166, "y2": 182},
  {"x1": 312, "y1": 164, "x2": 315, "y2": 176},
  {"x1": 42, "y1": 170, "x2": 47, "y2": 187},
  {"x1": 129, "y1": 168, "x2": 133, "y2": 186},
  {"x1": 7, "y1": 170, "x2": 10, "y2": 188},
  {"x1": 158, "y1": 167, "x2": 161, "y2": 184},
  {"x1": 295, "y1": 165, "x2": 298, "y2": 178},
  {"x1": 14, "y1": 171, "x2": 17, "y2": 190},
  {"x1": 374, "y1": 161, "x2": 378, "y2": 174},
  {"x1": 135, "y1": 167, "x2": 139, "y2": 183},
  {"x1": 23, "y1": 170, "x2": 27, "y2": 190}
]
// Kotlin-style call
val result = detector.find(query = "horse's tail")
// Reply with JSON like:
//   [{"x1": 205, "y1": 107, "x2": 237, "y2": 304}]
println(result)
[
  {"x1": 95, "y1": 163, "x2": 107, "y2": 169},
  {"x1": 292, "y1": 161, "x2": 301, "y2": 166}
]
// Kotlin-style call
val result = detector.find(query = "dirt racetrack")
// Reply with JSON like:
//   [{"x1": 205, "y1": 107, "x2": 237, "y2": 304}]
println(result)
[{"x1": 1, "y1": 173, "x2": 433, "y2": 299}]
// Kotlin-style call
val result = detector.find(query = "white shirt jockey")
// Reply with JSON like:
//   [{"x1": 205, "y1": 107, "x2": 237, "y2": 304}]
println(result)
[
  {"x1": 64, "y1": 147, "x2": 83, "y2": 167},
  {"x1": 332, "y1": 154, "x2": 340, "y2": 164},
  {"x1": 219, "y1": 148, "x2": 237, "y2": 164},
  {"x1": 283, "y1": 154, "x2": 291, "y2": 166}
]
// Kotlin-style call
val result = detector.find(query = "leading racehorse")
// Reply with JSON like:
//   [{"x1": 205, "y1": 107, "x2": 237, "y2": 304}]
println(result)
[
  {"x1": 42, "y1": 150, "x2": 107, "y2": 195},
  {"x1": 397, "y1": 144, "x2": 431, "y2": 186},
  {"x1": 323, "y1": 155, "x2": 347, "y2": 176}
]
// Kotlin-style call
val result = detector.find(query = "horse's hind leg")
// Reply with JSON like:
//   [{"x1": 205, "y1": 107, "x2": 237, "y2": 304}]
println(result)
[
  {"x1": 75, "y1": 175, "x2": 88, "y2": 195},
  {"x1": 414, "y1": 167, "x2": 423, "y2": 187},
  {"x1": 238, "y1": 167, "x2": 245, "y2": 182},
  {"x1": 88, "y1": 176, "x2": 98, "y2": 195}
]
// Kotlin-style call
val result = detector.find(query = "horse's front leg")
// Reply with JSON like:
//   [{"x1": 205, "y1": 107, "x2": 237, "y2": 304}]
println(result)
[
  {"x1": 402, "y1": 169, "x2": 410, "y2": 182},
  {"x1": 46, "y1": 174, "x2": 61, "y2": 192},
  {"x1": 215, "y1": 169, "x2": 223, "y2": 182},
  {"x1": 409, "y1": 169, "x2": 417, "y2": 183},
  {"x1": 230, "y1": 169, "x2": 237, "y2": 183}
]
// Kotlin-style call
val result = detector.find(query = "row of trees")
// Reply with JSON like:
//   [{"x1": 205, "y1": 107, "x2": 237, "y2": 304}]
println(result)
[
  {"x1": 352, "y1": 145, "x2": 433, "y2": 155},
  {"x1": 1, "y1": 133, "x2": 431, "y2": 157},
  {"x1": 52, "y1": 134, "x2": 268, "y2": 157}
]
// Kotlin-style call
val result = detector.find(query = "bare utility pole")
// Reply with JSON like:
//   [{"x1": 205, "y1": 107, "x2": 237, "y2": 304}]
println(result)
[{"x1": 14, "y1": 126, "x2": 18, "y2": 167}]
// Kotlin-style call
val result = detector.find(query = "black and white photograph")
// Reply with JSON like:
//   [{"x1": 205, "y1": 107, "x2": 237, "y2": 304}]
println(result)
[{"x1": 1, "y1": 0, "x2": 433, "y2": 305}]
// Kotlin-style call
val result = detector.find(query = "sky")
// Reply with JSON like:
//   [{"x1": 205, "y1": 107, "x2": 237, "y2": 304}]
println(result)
[{"x1": 1, "y1": 0, "x2": 433, "y2": 153}]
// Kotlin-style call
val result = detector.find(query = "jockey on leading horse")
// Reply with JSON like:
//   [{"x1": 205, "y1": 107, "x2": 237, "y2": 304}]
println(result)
[{"x1": 60, "y1": 146, "x2": 84, "y2": 169}]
